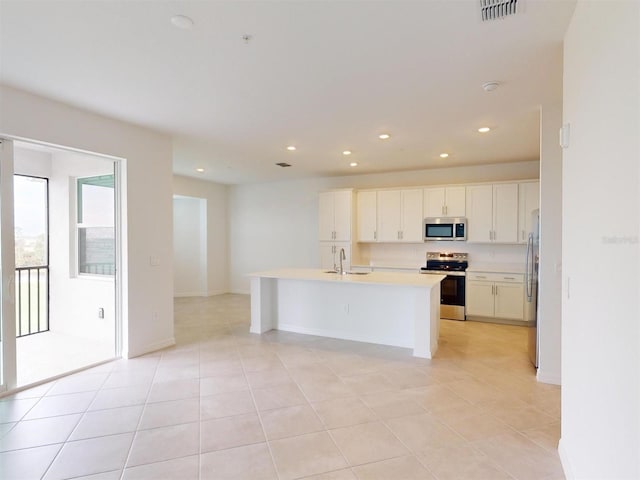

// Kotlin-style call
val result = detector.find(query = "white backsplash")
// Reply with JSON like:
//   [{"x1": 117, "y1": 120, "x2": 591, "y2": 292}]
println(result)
[{"x1": 355, "y1": 242, "x2": 527, "y2": 269}]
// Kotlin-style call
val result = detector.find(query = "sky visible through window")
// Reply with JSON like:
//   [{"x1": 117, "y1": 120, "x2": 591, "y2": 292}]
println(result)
[{"x1": 14, "y1": 175, "x2": 47, "y2": 267}]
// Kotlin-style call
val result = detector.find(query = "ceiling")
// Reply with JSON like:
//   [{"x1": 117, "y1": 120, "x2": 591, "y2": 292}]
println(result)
[{"x1": 0, "y1": 0, "x2": 576, "y2": 184}]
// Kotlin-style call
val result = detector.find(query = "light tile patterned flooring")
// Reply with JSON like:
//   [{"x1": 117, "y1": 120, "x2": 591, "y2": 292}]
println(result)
[{"x1": 0, "y1": 294, "x2": 564, "y2": 479}]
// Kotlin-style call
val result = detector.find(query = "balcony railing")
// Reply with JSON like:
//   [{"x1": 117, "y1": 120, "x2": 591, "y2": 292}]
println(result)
[{"x1": 15, "y1": 266, "x2": 49, "y2": 338}]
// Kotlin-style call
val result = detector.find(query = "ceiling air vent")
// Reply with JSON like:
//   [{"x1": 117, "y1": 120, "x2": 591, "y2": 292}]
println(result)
[
  {"x1": 480, "y1": 0, "x2": 520, "y2": 21},
  {"x1": 276, "y1": 162, "x2": 291, "y2": 168}
]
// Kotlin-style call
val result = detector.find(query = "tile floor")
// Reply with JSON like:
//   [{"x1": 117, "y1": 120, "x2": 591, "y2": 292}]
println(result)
[
  {"x1": 0, "y1": 294, "x2": 564, "y2": 480},
  {"x1": 17, "y1": 331, "x2": 114, "y2": 386}
]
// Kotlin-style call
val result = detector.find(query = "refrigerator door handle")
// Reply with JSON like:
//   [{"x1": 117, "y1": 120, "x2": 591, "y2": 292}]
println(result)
[{"x1": 525, "y1": 232, "x2": 533, "y2": 301}]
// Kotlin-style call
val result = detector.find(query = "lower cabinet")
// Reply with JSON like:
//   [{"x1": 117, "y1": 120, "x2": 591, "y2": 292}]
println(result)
[
  {"x1": 466, "y1": 272, "x2": 524, "y2": 321},
  {"x1": 319, "y1": 242, "x2": 351, "y2": 271}
]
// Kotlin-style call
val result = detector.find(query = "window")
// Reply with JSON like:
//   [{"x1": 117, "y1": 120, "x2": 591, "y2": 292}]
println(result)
[{"x1": 76, "y1": 174, "x2": 115, "y2": 276}]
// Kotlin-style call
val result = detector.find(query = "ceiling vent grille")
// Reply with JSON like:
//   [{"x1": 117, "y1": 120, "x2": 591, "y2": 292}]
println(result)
[{"x1": 480, "y1": 0, "x2": 520, "y2": 21}]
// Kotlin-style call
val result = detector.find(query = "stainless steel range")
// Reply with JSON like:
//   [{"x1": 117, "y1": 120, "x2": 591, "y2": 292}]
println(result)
[{"x1": 420, "y1": 252, "x2": 468, "y2": 321}]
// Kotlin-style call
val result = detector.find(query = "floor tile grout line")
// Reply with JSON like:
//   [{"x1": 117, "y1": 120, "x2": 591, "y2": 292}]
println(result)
[
  {"x1": 117, "y1": 354, "x2": 162, "y2": 479},
  {"x1": 37, "y1": 373, "x2": 110, "y2": 480},
  {"x1": 237, "y1": 342, "x2": 283, "y2": 480}
]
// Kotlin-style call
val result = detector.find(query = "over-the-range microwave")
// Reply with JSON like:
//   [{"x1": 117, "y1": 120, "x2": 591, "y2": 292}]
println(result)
[{"x1": 424, "y1": 217, "x2": 467, "y2": 241}]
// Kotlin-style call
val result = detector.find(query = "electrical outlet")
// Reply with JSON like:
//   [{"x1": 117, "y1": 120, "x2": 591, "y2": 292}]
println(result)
[{"x1": 98, "y1": 308, "x2": 104, "y2": 319}]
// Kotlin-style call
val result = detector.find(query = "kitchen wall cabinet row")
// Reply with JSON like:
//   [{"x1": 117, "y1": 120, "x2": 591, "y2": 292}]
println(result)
[{"x1": 355, "y1": 181, "x2": 538, "y2": 245}]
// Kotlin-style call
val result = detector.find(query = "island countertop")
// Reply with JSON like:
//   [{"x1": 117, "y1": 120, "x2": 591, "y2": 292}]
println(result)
[{"x1": 248, "y1": 268, "x2": 445, "y2": 288}]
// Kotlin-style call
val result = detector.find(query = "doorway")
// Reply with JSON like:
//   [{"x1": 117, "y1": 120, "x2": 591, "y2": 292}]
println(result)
[
  {"x1": 0, "y1": 138, "x2": 123, "y2": 391},
  {"x1": 173, "y1": 195, "x2": 207, "y2": 297}
]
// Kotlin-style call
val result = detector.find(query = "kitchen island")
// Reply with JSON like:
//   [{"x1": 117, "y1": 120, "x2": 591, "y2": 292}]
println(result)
[{"x1": 248, "y1": 269, "x2": 445, "y2": 358}]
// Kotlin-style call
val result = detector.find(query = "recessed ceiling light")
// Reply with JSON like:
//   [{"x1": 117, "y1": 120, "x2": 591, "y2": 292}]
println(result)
[
  {"x1": 343, "y1": 150, "x2": 352, "y2": 156},
  {"x1": 439, "y1": 153, "x2": 449, "y2": 158},
  {"x1": 196, "y1": 168, "x2": 205, "y2": 173},
  {"x1": 286, "y1": 145, "x2": 296, "y2": 151},
  {"x1": 349, "y1": 162, "x2": 358, "y2": 167},
  {"x1": 478, "y1": 127, "x2": 491, "y2": 133},
  {"x1": 170, "y1": 15, "x2": 194, "y2": 30},
  {"x1": 378, "y1": 133, "x2": 390, "y2": 140}
]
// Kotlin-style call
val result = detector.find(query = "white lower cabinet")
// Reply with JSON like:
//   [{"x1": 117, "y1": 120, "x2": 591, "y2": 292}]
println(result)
[
  {"x1": 466, "y1": 272, "x2": 524, "y2": 321},
  {"x1": 319, "y1": 242, "x2": 351, "y2": 271}
]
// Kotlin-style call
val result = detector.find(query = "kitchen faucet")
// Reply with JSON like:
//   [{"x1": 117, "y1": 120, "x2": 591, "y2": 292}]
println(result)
[{"x1": 338, "y1": 248, "x2": 346, "y2": 275}]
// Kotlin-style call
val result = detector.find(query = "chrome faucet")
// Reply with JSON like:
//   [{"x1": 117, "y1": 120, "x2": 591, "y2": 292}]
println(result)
[{"x1": 338, "y1": 248, "x2": 346, "y2": 275}]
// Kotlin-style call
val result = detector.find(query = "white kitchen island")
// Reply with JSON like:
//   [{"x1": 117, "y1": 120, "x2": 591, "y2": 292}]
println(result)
[{"x1": 249, "y1": 269, "x2": 445, "y2": 358}]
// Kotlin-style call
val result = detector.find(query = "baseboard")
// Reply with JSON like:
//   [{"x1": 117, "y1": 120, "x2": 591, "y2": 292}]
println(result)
[
  {"x1": 231, "y1": 288, "x2": 250, "y2": 295},
  {"x1": 173, "y1": 292, "x2": 208, "y2": 298},
  {"x1": 537, "y1": 369, "x2": 561, "y2": 385},
  {"x1": 558, "y1": 438, "x2": 574, "y2": 479},
  {"x1": 126, "y1": 337, "x2": 176, "y2": 358},
  {"x1": 207, "y1": 289, "x2": 227, "y2": 296}
]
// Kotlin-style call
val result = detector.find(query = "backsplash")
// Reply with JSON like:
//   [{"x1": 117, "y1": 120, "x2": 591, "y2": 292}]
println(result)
[{"x1": 355, "y1": 242, "x2": 526, "y2": 268}]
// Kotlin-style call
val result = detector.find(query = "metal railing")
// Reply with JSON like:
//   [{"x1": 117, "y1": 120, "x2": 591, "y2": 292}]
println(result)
[{"x1": 15, "y1": 266, "x2": 49, "y2": 337}]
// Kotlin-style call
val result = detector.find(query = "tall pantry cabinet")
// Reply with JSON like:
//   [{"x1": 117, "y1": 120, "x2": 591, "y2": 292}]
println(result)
[{"x1": 318, "y1": 190, "x2": 355, "y2": 271}]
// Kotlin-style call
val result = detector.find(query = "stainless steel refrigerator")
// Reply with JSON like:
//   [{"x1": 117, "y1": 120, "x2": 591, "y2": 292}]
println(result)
[{"x1": 526, "y1": 209, "x2": 540, "y2": 367}]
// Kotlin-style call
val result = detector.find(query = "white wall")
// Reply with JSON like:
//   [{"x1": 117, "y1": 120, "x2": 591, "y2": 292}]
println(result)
[
  {"x1": 49, "y1": 149, "x2": 115, "y2": 344},
  {"x1": 173, "y1": 196, "x2": 207, "y2": 297},
  {"x1": 560, "y1": 1, "x2": 639, "y2": 478},
  {"x1": 173, "y1": 175, "x2": 229, "y2": 295},
  {"x1": 229, "y1": 160, "x2": 539, "y2": 293},
  {"x1": 0, "y1": 85, "x2": 175, "y2": 358}
]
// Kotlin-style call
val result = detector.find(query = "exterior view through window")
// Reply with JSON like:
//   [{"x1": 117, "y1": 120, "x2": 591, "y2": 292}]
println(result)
[
  {"x1": 77, "y1": 175, "x2": 115, "y2": 276},
  {"x1": 13, "y1": 175, "x2": 49, "y2": 336}
]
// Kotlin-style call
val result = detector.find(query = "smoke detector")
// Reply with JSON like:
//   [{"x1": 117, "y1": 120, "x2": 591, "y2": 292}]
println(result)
[
  {"x1": 482, "y1": 81, "x2": 500, "y2": 92},
  {"x1": 480, "y1": 0, "x2": 521, "y2": 21}
]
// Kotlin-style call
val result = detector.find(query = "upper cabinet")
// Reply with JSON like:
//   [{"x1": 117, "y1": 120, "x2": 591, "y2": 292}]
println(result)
[
  {"x1": 377, "y1": 189, "x2": 423, "y2": 242},
  {"x1": 357, "y1": 191, "x2": 377, "y2": 242},
  {"x1": 423, "y1": 186, "x2": 466, "y2": 218},
  {"x1": 318, "y1": 190, "x2": 353, "y2": 242},
  {"x1": 518, "y1": 181, "x2": 540, "y2": 243},
  {"x1": 466, "y1": 184, "x2": 518, "y2": 243}
]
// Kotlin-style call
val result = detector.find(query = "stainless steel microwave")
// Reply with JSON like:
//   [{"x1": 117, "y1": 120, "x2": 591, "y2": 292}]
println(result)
[{"x1": 424, "y1": 217, "x2": 467, "y2": 241}]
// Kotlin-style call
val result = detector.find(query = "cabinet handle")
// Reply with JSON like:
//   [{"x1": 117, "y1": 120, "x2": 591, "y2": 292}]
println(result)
[
  {"x1": 445, "y1": 205, "x2": 448, "y2": 215},
  {"x1": 495, "y1": 285, "x2": 498, "y2": 295},
  {"x1": 489, "y1": 230, "x2": 492, "y2": 241},
  {"x1": 442, "y1": 205, "x2": 445, "y2": 215},
  {"x1": 522, "y1": 230, "x2": 525, "y2": 241},
  {"x1": 374, "y1": 231, "x2": 377, "y2": 241},
  {"x1": 491, "y1": 285, "x2": 494, "y2": 295},
  {"x1": 503, "y1": 276, "x2": 515, "y2": 280},
  {"x1": 477, "y1": 276, "x2": 487, "y2": 279}
]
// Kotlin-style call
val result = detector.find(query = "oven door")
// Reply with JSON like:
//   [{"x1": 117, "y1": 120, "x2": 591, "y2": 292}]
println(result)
[{"x1": 440, "y1": 274, "x2": 466, "y2": 321}]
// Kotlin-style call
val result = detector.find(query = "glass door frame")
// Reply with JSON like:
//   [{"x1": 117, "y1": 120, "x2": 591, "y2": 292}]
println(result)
[
  {"x1": 0, "y1": 136, "x2": 124, "y2": 393},
  {"x1": 0, "y1": 138, "x2": 17, "y2": 392}
]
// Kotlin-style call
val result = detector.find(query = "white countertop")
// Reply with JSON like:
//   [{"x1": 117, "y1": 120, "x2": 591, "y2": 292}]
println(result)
[
  {"x1": 249, "y1": 268, "x2": 445, "y2": 288},
  {"x1": 466, "y1": 263, "x2": 525, "y2": 274},
  {"x1": 351, "y1": 263, "x2": 421, "y2": 271}
]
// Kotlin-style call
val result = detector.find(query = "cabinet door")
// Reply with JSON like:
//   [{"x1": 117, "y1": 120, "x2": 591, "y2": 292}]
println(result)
[
  {"x1": 318, "y1": 192, "x2": 335, "y2": 241},
  {"x1": 377, "y1": 190, "x2": 402, "y2": 242},
  {"x1": 465, "y1": 185, "x2": 493, "y2": 242},
  {"x1": 518, "y1": 181, "x2": 540, "y2": 244},
  {"x1": 423, "y1": 187, "x2": 446, "y2": 217},
  {"x1": 494, "y1": 282, "x2": 524, "y2": 320},
  {"x1": 445, "y1": 187, "x2": 466, "y2": 217},
  {"x1": 357, "y1": 191, "x2": 377, "y2": 242},
  {"x1": 319, "y1": 243, "x2": 336, "y2": 270},
  {"x1": 401, "y1": 189, "x2": 423, "y2": 242},
  {"x1": 493, "y1": 184, "x2": 519, "y2": 243},
  {"x1": 332, "y1": 190, "x2": 352, "y2": 241},
  {"x1": 465, "y1": 281, "x2": 495, "y2": 317}
]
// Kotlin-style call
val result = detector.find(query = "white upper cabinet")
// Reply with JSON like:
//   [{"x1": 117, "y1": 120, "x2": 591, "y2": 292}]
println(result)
[
  {"x1": 518, "y1": 181, "x2": 540, "y2": 243},
  {"x1": 357, "y1": 191, "x2": 377, "y2": 242},
  {"x1": 465, "y1": 185, "x2": 493, "y2": 242},
  {"x1": 401, "y1": 189, "x2": 424, "y2": 241},
  {"x1": 466, "y1": 183, "x2": 518, "y2": 243},
  {"x1": 319, "y1": 190, "x2": 353, "y2": 242},
  {"x1": 493, "y1": 183, "x2": 519, "y2": 243},
  {"x1": 377, "y1": 189, "x2": 423, "y2": 242},
  {"x1": 423, "y1": 186, "x2": 466, "y2": 218}
]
